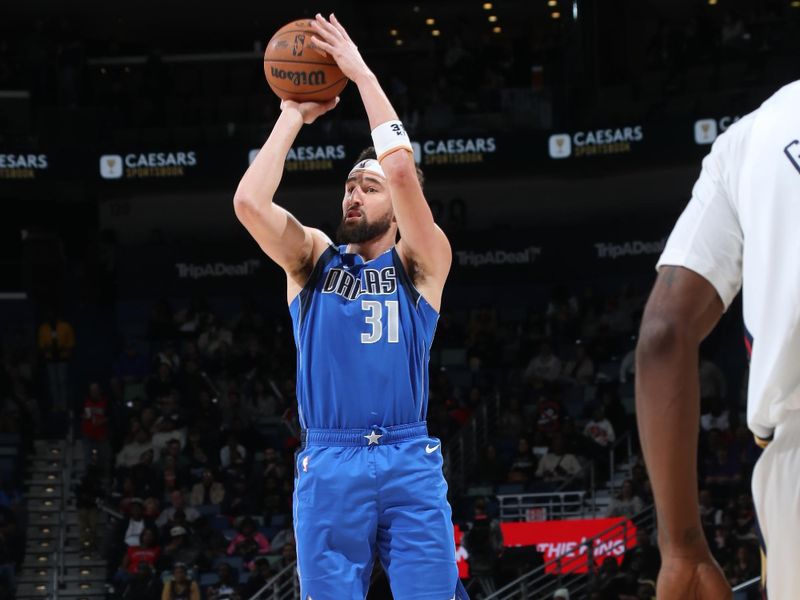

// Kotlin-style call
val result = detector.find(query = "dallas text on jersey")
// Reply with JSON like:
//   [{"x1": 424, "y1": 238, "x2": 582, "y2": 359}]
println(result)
[{"x1": 321, "y1": 267, "x2": 398, "y2": 301}]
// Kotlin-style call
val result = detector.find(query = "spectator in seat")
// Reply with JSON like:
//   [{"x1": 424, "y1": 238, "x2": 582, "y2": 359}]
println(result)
[
  {"x1": 117, "y1": 429, "x2": 154, "y2": 469},
  {"x1": 156, "y1": 490, "x2": 199, "y2": 529},
  {"x1": 190, "y1": 516, "x2": 228, "y2": 573},
  {"x1": 190, "y1": 468, "x2": 226, "y2": 507},
  {"x1": 726, "y1": 544, "x2": 759, "y2": 587},
  {"x1": 700, "y1": 396, "x2": 730, "y2": 433},
  {"x1": 219, "y1": 433, "x2": 247, "y2": 470},
  {"x1": 206, "y1": 562, "x2": 242, "y2": 600},
  {"x1": 161, "y1": 525, "x2": 200, "y2": 571},
  {"x1": 222, "y1": 471, "x2": 256, "y2": 517},
  {"x1": 226, "y1": 516, "x2": 270, "y2": 564},
  {"x1": 523, "y1": 342, "x2": 562, "y2": 383},
  {"x1": 161, "y1": 562, "x2": 200, "y2": 600},
  {"x1": 243, "y1": 557, "x2": 275, "y2": 597},
  {"x1": 116, "y1": 527, "x2": 161, "y2": 583},
  {"x1": 129, "y1": 449, "x2": 160, "y2": 499},
  {"x1": 561, "y1": 340, "x2": 595, "y2": 384},
  {"x1": 583, "y1": 405, "x2": 616, "y2": 450},
  {"x1": 268, "y1": 527, "x2": 295, "y2": 554},
  {"x1": 535, "y1": 434, "x2": 582, "y2": 484},
  {"x1": 533, "y1": 395, "x2": 561, "y2": 435},
  {"x1": 146, "y1": 362, "x2": 174, "y2": 403},
  {"x1": 606, "y1": 479, "x2": 644, "y2": 518},
  {"x1": 120, "y1": 562, "x2": 161, "y2": 600},
  {"x1": 508, "y1": 437, "x2": 535, "y2": 483},
  {"x1": 183, "y1": 427, "x2": 214, "y2": 470},
  {"x1": 118, "y1": 498, "x2": 155, "y2": 549}
]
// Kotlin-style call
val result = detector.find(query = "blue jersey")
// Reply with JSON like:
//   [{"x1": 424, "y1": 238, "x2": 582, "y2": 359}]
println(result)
[{"x1": 289, "y1": 244, "x2": 439, "y2": 429}]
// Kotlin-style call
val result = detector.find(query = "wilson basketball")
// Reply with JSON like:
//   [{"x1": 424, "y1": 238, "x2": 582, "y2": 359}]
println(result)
[{"x1": 264, "y1": 19, "x2": 348, "y2": 102}]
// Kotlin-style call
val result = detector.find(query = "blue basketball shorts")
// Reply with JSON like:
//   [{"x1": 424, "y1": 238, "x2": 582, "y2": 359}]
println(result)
[{"x1": 292, "y1": 421, "x2": 462, "y2": 600}]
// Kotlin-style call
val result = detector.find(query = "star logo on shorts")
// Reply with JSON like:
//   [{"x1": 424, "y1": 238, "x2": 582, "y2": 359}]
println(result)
[{"x1": 364, "y1": 431, "x2": 383, "y2": 445}]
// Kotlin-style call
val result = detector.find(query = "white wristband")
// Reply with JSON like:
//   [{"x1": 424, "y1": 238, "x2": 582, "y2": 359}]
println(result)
[{"x1": 371, "y1": 120, "x2": 413, "y2": 161}]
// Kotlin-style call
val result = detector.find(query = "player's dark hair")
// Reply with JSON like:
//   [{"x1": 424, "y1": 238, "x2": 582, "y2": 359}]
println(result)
[{"x1": 355, "y1": 146, "x2": 425, "y2": 189}]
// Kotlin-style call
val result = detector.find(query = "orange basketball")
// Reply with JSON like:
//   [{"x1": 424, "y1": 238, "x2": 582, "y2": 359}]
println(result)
[{"x1": 264, "y1": 19, "x2": 348, "y2": 102}]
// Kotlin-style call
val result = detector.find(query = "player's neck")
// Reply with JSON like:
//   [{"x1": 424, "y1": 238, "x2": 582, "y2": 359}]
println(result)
[{"x1": 346, "y1": 231, "x2": 395, "y2": 262}]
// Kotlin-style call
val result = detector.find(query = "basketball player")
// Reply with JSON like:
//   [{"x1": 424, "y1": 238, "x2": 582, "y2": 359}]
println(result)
[
  {"x1": 636, "y1": 81, "x2": 800, "y2": 599},
  {"x1": 233, "y1": 14, "x2": 464, "y2": 600}
]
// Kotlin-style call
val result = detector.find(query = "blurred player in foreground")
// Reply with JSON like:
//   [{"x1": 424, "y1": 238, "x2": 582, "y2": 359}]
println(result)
[{"x1": 637, "y1": 81, "x2": 800, "y2": 599}]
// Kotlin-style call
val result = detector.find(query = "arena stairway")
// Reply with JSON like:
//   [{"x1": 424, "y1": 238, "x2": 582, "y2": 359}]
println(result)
[{"x1": 17, "y1": 437, "x2": 107, "y2": 600}]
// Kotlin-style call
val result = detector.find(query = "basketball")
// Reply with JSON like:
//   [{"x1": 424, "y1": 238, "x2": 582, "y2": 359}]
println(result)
[{"x1": 264, "y1": 19, "x2": 348, "y2": 102}]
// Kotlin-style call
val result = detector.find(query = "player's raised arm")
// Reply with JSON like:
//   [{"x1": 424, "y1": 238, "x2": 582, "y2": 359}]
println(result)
[
  {"x1": 233, "y1": 99, "x2": 337, "y2": 283},
  {"x1": 310, "y1": 14, "x2": 452, "y2": 282}
]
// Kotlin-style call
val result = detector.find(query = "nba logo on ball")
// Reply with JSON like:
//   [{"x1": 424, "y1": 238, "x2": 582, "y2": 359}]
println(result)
[
  {"x1": 548, "y1": 134, "x2": 571, "y2": 159},
  {"x1": 694, "y1": 119, "x2": 718, "y2": 145},
  {"x1": 100, "y1": 155, "x2": 123, "y2": 179}
]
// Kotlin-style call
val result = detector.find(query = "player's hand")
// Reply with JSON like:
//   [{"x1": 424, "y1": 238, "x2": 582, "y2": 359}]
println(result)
[
  {"x1": 657, "y1": 553, "x2": 732, "y2": 599},
  {"x1": 280, "y1": 97, "x2": 339, "y2": 125},
  {"x1": 309, "y1": 13, "x2": 371, "y2": 83}
]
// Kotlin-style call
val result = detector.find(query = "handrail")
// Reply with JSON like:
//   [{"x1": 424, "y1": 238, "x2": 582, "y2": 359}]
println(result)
[
  {"x1": 95, "y1": 499, "x2": 125, "y2": 521},
  {"x1": 497, "y1": 491, "x2": 586, "y2": 521},
  {"x1": 56, "y1": 411, "x2": 76, "y2": 600},
  {"x1": 484, "y1": 504, "x2": 656, "y2": 600},
  {"x1": 555, "y1": 460, "x2": 598, "y2": 517},
  {"x1": 732, "y1": 576, "x2": 761, "y2": 592},
  {"x1": 246, "y1": 560, "x2": 298, "y2": 600}
]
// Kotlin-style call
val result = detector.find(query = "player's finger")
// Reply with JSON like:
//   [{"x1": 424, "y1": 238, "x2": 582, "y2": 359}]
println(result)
[
  {"x1": 322, "y1": 96, "x2": 340, "y2": 112},
  {"x1": 310, "y1": 36, "x2": 335, "y2": 56},
  {"x1": 313, "y1": 13, "x2": 343, "y2": 41},
  {"x1": 329, "y1": 13, "x2": 353, "y2": 42},
  {"x1": 309, "y1": 20, "x2": 337, "y2": 48}
]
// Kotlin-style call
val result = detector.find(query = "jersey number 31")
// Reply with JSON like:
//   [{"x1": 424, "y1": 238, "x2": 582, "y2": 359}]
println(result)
[{"x1": 361, "y1": 300, "x2": 399, "y2": 344}]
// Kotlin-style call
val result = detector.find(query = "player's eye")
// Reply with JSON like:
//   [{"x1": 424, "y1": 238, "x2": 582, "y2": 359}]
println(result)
[{"x1": 367, "y1": 187, "x2": 377, "y2": 193}]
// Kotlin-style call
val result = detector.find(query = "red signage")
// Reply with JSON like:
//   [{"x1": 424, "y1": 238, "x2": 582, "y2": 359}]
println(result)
[{"x1": 455, "y1": 517, "x2": 637, "y2": 578}]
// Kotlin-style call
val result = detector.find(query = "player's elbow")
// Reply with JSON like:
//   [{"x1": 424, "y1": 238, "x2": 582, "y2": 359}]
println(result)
[
  {"x1": 636, "y1": 313, "x2": 689, "y2": 364},
  {"x1": 382, "y1": 153, "x2": 418, "y2": 187},
  {"x1": 233, "y1": 193, "x2": 258, "y2": 224}
]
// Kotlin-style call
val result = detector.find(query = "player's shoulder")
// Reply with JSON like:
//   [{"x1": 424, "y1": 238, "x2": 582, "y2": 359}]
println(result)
[
  {"x1": 726, "y1": 81, "x2": 800, "y2": 139},
  {"x1": 305, "y1": 227, "x2": 335, "y2": 248},
  {"x1": 762, "y1": 79, "x2": 800, "y2": 110},
  {"x1": 713, "y1": 81, "x2": 800, "y2": 159}
]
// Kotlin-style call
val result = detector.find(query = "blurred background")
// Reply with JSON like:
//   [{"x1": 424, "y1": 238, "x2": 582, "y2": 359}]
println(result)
[{"x1": 1, "y1": 0, "x2": 796, "y2": 598}]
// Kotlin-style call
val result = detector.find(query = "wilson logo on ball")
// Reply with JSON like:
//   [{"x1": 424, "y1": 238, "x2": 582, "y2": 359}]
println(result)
[{"x1": 269, "y1": 67, "x2": 327, "y2": 87}]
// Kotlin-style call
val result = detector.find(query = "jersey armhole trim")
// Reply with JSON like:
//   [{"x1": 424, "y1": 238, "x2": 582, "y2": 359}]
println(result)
[
  {"x1": 295, "y1": 244, "x2": 338, "y2": 326},
  {"x1": 392, "y1": 248, "x2": 438, "y2": 314},
  {"x1": 656, "y1": 253, "x2": 739, "y2": 311}
]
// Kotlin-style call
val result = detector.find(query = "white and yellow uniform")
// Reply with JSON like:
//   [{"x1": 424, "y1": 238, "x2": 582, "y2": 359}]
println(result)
[{"x1": 658, "y1": 80, "x2": 800, "y2": 599}]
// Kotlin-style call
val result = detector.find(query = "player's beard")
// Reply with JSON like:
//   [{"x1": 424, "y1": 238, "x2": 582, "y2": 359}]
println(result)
[{"x1": 336, "y1": 210, "x2": 393, "y2": 244}]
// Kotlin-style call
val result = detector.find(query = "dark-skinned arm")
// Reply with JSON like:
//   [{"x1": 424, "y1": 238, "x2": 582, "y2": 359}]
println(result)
[{"x1": 636, "y1": 265, "x2": 732, "y2": 598}]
